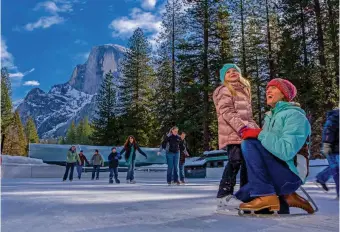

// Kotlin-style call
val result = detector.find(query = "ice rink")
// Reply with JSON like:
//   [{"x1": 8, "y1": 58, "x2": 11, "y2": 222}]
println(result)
[{"x1": 1, "y1": 176, "x2": 339, "y2": 232}]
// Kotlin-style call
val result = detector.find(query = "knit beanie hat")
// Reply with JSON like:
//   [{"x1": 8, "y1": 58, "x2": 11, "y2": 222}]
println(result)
[
  {"x1": 219, "y1": 63, "x2": 242, "y2": 83},
  {"x1": 267, "y1": 78, "x2": 297, "y2": 102}
]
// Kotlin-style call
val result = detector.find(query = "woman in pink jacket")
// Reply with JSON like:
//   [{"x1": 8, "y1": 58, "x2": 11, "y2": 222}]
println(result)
[{"x1": 213, "y1": 63, "x2": 259, "y2": 210}]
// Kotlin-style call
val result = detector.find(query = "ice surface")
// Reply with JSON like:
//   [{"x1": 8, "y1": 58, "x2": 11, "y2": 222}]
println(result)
[{"x1": 1, "y1": 177, "x2": 338, "y2": 232}]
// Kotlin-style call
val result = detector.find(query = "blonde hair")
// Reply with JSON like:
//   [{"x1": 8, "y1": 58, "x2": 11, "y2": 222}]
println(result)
[
  {"x1": 223, "y1": 75, "x2": 251, "y2": 98},
  {"x1": 169, "y1": 126, "x2": 179, "y2": 135}
]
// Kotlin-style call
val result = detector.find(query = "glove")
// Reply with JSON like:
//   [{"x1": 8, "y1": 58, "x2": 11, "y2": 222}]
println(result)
[
  {"x1": 238, "y1": 126, "x2": 249, "y2": 136},
  {"x1": 241, "y1": 128, "x2": 262, "y2": 140},
  {"x1": 321, "y1": 143, "x2": 332, "y2": 156}
]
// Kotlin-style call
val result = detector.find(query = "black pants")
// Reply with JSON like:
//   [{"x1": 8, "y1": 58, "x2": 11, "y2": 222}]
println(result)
[
  {"x1": 217, "y1": 144, "x2": 248, "y2": 198},
  {"x1": 63, "y1": 163, "x2": 76, "y2": 181},
  {"x1": 92, "y1": 165, "x2": 100, "y2": 179}
]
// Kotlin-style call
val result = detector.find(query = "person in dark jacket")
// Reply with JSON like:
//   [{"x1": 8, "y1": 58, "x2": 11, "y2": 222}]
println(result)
[
  {"x1": 179, "y1": 132, "x2": 190, "y2": 184},
  {"x1": 120, "y1": 136, "x2": 148, "y2": 184},
  {"x1": 91, "y1": 150, "x2": 104, "y2": 180},
  {"x1": 76, "y1": 150, "x2": 90, "y2": 180},
  {"x1": 158, "y1": 126, "x2": 184, "y2": 185},
  {"x1": 316, "y1": 108, "x2": 339, "y2": 198},
  {"x1": 108, "y1": 147, "x2": 121, "y2": 184}
]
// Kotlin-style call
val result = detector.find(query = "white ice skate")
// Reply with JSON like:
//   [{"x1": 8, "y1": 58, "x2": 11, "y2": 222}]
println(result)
[
  {"x1": 130, "y1": 180, "x2": 136, "y2": 184},
  {"x1": 216, "y1": 195, "x2": 242, "y2": 213}
]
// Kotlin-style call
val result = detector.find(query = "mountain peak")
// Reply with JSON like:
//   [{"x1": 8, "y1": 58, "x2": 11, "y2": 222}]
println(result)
[{"x1": 68, "y1": 44, "x2": 126, "y2": 94}]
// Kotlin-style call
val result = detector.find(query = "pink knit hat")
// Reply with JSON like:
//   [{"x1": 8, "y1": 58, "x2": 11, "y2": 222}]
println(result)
[{"x1": 267, "y1": 78, "x2": 297, "y2": 102}]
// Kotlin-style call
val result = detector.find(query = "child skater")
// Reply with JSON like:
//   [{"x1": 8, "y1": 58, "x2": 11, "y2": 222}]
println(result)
[{"x1": 213, "y1": 63, "x2": 259, "y2": 210}]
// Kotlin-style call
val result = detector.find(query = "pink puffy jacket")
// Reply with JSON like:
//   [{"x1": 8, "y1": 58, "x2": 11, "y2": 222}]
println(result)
[{"x1": 213, "y1": 82, "x2": 259, "y2": 149}]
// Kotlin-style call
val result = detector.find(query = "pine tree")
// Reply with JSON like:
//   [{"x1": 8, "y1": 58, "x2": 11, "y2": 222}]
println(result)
[
  {"x1": 153, "y1": 43, "x2": 175, "y2": 138},
  {"x1": 119, "y1": 28, "x2": 157, "y2": 146},
  {"x1": 176, "y1": 0, "x2": 234, "y2": 153},
  {"x1": 58, "y1": 136, "x2": 66, "y2": 144},
  {"x1": 65, "y1": 121, "x2": 77, "y2": 144},
  {"x1": 82, "y1": 117, "x2": 93, "y2": 145},
  {"x1": 1, "y1": 67, "x2": 13, "y2": 153},
  {"x1": 91, "y1": 71, "x2": 119, "y2": 146},
  {"x1": 3, "y1": 111, "x2": 27, "y2": 156},
  {"x1": 25, "y1": 117, "x2": 39, "y2": 144},
  {"x1": 157, "y1": 0, "x2": 186, "y2": 123},
  {"x1": 76, "y1": 119, "x2": 85, "y2": 144}
]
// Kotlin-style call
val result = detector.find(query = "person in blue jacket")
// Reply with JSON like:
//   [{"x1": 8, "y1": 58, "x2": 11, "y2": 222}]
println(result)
[
  {"x1": 315, "y1": 108, "x2": 339, "y2": 198},
  {"x1": 108, "y1": 147, "x2": 121, "y2": 184},
  {"x1": 234, "y1": 78, "x2": 314, "y2": 214}
]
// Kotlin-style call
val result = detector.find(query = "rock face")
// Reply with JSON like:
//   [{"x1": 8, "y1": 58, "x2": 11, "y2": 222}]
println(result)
[
  {"x1": 68, "y1": 44, "x2": 126, "y2": 94},
  {"x1": 16, "y1": 44, "x2": 126, "y2": 138}
]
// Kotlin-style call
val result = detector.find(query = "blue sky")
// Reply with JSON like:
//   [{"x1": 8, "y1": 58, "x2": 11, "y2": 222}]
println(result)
[{"x1": 1, "y1": 0, "x2": 164, "y2": 101}]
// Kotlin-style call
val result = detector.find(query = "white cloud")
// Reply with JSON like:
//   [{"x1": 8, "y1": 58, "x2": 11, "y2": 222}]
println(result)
[
  {"x1": 24, "y1": 15, "x2": 65, "y2": 31},
  {"x1": 141, "y1": 0, "x2": 157, "y2": 10},
  {"x1": 9, "y1": 68, "x2": 35, "y2": 80},
  {"x1": 1, "y1": 39, "x2": 16, "y2": 70},
  {"x1": 109, "y1": 8, "x2": 162, "y2": 38},
  {"x1": 34, "y1": 1, "x2": 73, "y2": 15},
  {"x1": 23, "y1": 80, "x2": 40, "y2": 86},
  {"x1": 23, "y1": 0, "x2": 78, "y2": 31}
]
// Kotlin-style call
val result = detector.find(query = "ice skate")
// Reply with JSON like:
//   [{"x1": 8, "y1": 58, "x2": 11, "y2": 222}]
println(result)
[
  {"x1": 315, "y1": 179, "x2": 329, "y2": 192},
  {"x1": 115, "y1": 179, "x2": 120, "y2": 184},
  {"x1": 284, "y1": 192, "x2": 314, "y2": 214},
  {"x1": 126, "y1": 180, "x2": 130, "y2": 184},
  {"x1": 216, "y1": 195, "x2": 242, "y2": 212},
  {"x1": 167, "y1": 182, "x2": 172, "y2": 186},
  {"x1": 238, "y1": 195, "x2": 280, "y2": 215},
  {"x1": 109, "y1": 179, "x2": 114, "y2": 184},
  {"x1": 130, "y1": 180, "x2": 136, "y2": 184}
]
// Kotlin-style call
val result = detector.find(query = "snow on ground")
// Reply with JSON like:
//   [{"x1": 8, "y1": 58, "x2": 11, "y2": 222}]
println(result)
[{"x1": 1, "y1": 176, "x2": 339, "y2": 232}]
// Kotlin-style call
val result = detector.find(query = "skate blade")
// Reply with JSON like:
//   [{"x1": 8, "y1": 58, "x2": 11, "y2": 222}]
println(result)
[{"x1": 236, "y1": 209, "x2": 312, "y2": 218}]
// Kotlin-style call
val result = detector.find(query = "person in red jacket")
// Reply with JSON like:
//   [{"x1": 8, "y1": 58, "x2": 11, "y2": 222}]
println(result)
[{"x1": 76, "y1": 150, "x2": 90, "y2": 180}]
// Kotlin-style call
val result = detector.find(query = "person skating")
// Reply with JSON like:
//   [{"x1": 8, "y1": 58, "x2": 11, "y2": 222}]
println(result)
[
  {"x1": 212, "y1": 63, "x2": 259, "y2": 209},
  {"x1": 76, "y1": 150, "x2": 90, "y2": 180},
  {"x1": 120, "y1": 136, "x2": 148, "y2": 184},
  {"x1": 234, "y1": 78, "x2": 314, "y2": 215},
  {"x1": 63, "y1": 145, "x2": 81, "y2": 182},
  {"x1": 91, "y1": 150, "x2": 104, "y2": 180},
  {"x1": 315, "y1": 108, "x2": 339, "y2": 198},
  {"x1": 108, "y1": 147, "x2": 121, "y2": 184},
  {"x1": 158, "y1": 126, "x2": 184, "y2": 186},
  {"x1": 179, "y1": 132, "x2": 190, "y2": 184}
]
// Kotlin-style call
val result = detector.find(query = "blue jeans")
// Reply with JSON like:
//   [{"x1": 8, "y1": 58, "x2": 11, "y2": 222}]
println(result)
[
  {"x1": 109, "y1": 167, "x2": 119, "y2": 181},
  {"x1": 166, "y1": 152, "x2": 180, "y2": 183},
  {"x1": 235, "y1": 139, "x2": 302, "y2": 202},
  {"x1": 126, "y1": 160, "x2": 135, "y2": 181},
  {"x1": 92, "y1": 165, "x2": 100, "y2": 179},
  {"x1": 316, "y1": 154, "x2": 339, "y2": 196},
  {"x1": 76, "y1": 164, "x2": 83, "y2": 178},
  {"x1": 179, "y1": 163, "x2": 185, "y2": 181}
]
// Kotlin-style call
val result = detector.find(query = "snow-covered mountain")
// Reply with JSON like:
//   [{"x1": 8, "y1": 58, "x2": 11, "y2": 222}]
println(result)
[{"x1": 16, "y1": 44, "x2": 126, "y2": 138}]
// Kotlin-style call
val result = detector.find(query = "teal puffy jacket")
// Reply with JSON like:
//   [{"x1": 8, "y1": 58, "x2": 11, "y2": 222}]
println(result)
[{"x1": 258, "y1": 101, "x2": 311, "y2": 181}]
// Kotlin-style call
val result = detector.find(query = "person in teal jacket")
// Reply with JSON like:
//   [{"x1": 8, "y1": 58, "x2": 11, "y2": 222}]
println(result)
[
  {"x1": 63, "y1": 145, "x2": 81, "y2": 181},
  {"x1": 234, "y1": 78, "x2": 314, "y2": 214}
]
